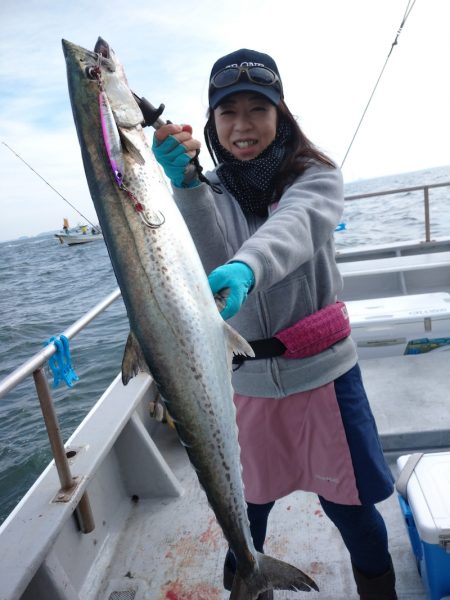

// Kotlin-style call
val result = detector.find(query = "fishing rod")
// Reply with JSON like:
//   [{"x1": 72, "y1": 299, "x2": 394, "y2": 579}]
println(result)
[
  {"x1": 340, "y1": 0, "x2": 417, "y2": 169},
  {"x1": 1, "y1": 141, "x2": 100, "y2": 232}
]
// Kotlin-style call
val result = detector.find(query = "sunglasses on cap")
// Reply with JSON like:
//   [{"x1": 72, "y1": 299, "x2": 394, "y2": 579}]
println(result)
[{"x1": 210, "y1": 65, "x2": 281, "y2": 91}]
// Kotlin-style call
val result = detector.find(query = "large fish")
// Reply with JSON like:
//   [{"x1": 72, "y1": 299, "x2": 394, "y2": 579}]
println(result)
[{"x1": 62, "y1": 37, "x2": 318, "y2": 599}]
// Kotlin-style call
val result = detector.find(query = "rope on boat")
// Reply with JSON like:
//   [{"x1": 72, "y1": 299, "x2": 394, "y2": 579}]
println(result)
[{"x1": 340, "y1": 0, "x2": 417, "y2": 169}]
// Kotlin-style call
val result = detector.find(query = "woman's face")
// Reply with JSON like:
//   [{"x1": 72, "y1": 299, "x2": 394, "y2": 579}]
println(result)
[{"x1": 213, "y1": 93, "x2": 278, "y2": 161}]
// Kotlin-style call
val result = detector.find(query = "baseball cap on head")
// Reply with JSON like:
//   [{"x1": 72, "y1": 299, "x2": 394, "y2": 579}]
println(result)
[{"x1": 208, "y1": 48, "x2": 284, "y2": 109}]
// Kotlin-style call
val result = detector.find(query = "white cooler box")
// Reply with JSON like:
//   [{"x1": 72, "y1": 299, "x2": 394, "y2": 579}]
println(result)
[
  {"x1": 397, "y1": 452, "x2": 450, "y2": 600},
  {"x1": 346, "y1": 292, "x2": 450, "y2": 359}
]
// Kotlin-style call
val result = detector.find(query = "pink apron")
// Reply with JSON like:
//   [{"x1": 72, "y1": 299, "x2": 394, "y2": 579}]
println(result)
[{"x1": 234, "y1": 383, "x2": 361, "y2": 505}]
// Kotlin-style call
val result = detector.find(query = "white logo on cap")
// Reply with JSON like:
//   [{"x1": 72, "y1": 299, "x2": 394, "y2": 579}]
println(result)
[{"x1": 225, "y1": 61, "x2": 265, "y2": 68}]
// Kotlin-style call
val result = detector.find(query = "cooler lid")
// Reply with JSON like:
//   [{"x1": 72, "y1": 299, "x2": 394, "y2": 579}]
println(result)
[
  {"x1": 397, "y1": 452, "x2": 450, "y2": 544},
  {"x1": 347, "y1": 292, "x2": 450, "y2": 327}
]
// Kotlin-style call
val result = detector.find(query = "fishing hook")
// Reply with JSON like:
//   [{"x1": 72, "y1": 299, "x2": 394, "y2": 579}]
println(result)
[
  {"x1": 139, "y1": 209, "x2": 165, "y2": 229},
  {"x1": 121, "y1": 184, "x2": 165, "y2": 229}
]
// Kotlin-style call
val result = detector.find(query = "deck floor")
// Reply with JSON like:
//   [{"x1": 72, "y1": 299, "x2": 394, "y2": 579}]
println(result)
[{"x1": 96, "y1": 424, "x2": 428, "y2": 600}]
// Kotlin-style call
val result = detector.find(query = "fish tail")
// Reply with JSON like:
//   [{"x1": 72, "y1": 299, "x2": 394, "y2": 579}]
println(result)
[{"x1": 230, "y1": 552, "x2": 319, "y2": 599}]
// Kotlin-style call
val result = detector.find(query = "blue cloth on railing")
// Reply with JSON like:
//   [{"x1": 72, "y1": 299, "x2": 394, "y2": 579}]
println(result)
[{"x1": 44, "y1": 334, "x2": 79, "y2": 388}]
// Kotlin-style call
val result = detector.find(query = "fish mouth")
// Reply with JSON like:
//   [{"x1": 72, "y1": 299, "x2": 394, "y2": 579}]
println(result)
[
  {"x1": 94, "y1": 37, "x2": 111, "y2": 59},
  {"x1": 61, "y1": 38, "x2": 116, "y2": 74}
]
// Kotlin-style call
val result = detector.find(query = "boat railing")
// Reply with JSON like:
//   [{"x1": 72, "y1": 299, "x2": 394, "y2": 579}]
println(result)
[
  {"x1": 0, "y1": 288, "x2": 122, "y2": 534},
  {"x1": 345, "y1": 180, "x2": 450, "y2": 243}
]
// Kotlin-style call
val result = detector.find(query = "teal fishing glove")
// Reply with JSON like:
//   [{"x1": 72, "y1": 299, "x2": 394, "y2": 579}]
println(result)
[
  {"x1": 152, "y1": 135, "x2": 200, "y2": 189},
  {"x1": 208, "y1": 262, "x2": 255, "y2": 320}
]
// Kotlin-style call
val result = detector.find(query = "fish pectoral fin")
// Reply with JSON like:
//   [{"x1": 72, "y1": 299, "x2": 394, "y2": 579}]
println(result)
[
  {"x1": 223, "y1": 322, "x2": 254, "y2": 371},
  {"x1": 118, "y1": 126, "x2": 146, "y2": 165},
  {"x1": 121, "y1": 330, "x2": 150, "y2": 385}
]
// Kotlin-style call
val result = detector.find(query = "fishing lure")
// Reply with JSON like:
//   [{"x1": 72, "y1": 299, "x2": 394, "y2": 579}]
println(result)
[
  {"x1": 96, "y1": 76, "x2": 164, "y2": 228},
  {"x1": 98, "y1": 91, "x2": 125, "y2": 187}
]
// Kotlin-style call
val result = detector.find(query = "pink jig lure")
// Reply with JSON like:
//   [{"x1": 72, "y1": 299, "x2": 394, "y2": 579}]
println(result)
[{"x1": 99, "y1": 91, "x2": 125, "y2": 187}]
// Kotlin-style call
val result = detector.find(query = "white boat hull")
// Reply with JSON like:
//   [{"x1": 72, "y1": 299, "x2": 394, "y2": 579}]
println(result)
[{"x1": 54, "y1": 233, "x2": 104, "y2": 245}]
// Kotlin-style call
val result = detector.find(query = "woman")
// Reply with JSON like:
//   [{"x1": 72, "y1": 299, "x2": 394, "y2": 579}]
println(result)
[{"x1": 153, "y1": 48, "x2": 397, "y2": 600}]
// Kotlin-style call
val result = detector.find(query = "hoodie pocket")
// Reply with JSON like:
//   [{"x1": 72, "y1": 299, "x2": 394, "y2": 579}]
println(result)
[{"x1": 264, "y1": 273, "x2": 314, "y2": 334}]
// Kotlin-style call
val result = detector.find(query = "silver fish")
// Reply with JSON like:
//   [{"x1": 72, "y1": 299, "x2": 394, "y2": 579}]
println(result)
[{"x1": 62, "y1": 37, "x2": 318, "y2": 599}]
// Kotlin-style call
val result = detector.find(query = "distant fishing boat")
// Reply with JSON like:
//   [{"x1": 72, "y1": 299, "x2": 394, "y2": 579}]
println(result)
[{"x1": 54, "y1": 218, "x2": 103, "y2": 246}]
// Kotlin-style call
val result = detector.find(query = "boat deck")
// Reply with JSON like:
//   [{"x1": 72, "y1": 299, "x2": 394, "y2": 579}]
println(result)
[
  {"x1": 89, "y1": 352, "x2": 450, "y2": 600},
  {"x1": 89, "y1": 428, "x2": 425, "y2": 600},
  {"x1": 6, "y1": 352, "x2": 449, "y2": 600}
]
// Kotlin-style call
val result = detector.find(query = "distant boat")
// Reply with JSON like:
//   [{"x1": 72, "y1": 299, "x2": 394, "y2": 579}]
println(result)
[{"x1": 54, "y1": 219, "x2": 103, "y2": 246}]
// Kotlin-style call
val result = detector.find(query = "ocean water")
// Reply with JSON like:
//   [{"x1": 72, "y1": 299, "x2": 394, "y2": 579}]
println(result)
[{"x1": 0, "y1": 165, "x2": 449, "y2": 524}]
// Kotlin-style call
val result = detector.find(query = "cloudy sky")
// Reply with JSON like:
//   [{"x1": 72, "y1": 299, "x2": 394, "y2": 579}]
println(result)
[{"x1": 1, "y1": 0, "x2": 449, "y2": 242}]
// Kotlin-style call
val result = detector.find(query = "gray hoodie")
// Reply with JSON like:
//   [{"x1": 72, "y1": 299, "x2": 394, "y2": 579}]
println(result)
[{"x1": 172, "y1": 161, "x2": 357, "y2": 398}]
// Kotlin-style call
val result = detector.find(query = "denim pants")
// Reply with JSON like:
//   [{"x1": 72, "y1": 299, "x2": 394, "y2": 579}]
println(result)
[{"x1": 226, "y1": 498, "x2": 390, "y2": 578}]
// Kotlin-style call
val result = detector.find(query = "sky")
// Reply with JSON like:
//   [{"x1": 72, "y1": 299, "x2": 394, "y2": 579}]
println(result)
[{"x1": 0, "y1": 0, "x2": 449, "y2": 242}]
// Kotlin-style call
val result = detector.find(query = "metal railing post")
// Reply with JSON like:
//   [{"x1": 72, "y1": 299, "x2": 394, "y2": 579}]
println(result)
[
  {"x1": 33, "y1": 367, "x2": 95, "y2": 533},
  {"x1": 424, "y1": 186, "x2": 431, "y2": 242}
]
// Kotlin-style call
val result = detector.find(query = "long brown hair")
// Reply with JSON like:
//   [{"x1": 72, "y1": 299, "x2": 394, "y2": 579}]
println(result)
[{"x1": 204, "y1": 99, "x2": 335, "y2": 197}]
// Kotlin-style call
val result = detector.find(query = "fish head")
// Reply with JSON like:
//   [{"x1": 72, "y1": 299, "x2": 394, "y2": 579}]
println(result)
[
  {"x1": 62, "y1": 38, "x2": 97, "y2": 89},
  {"x1": 62, "y1": 37, "x2": 143, "y2": 127},
  {"x1": 62, "y1": 38, "x2": 114, "y2": 89}
]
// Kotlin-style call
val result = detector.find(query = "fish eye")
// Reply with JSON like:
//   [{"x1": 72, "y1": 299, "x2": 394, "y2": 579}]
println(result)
[{"x1": 85, "y1": 67, "x2": 98, "y2": 79}]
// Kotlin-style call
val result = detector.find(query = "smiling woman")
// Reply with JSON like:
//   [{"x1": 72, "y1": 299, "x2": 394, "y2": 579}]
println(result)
[
  {"x1": 152, "y1": 47, "x2": 398, "y2": 600},
  {"x1": 213, "y1": 94, "x2": 278, "y2": 161}
]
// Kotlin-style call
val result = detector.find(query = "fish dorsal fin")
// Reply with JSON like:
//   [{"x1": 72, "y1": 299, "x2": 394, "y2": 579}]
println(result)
[
  {"x1": 223, "y1": 322, "x2": 254, "y2": 372},
  {"x1": 118, "y1": 126, "x2": 146, "y2": 165},
  {"x1": 122, "y1": 330, "x2": 151, "y2": 385}
]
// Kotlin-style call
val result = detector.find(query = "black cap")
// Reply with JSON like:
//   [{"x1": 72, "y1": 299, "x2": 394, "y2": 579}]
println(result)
[{"x1": 208, "y1": 48, "x2": 283, "y2": 109}]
